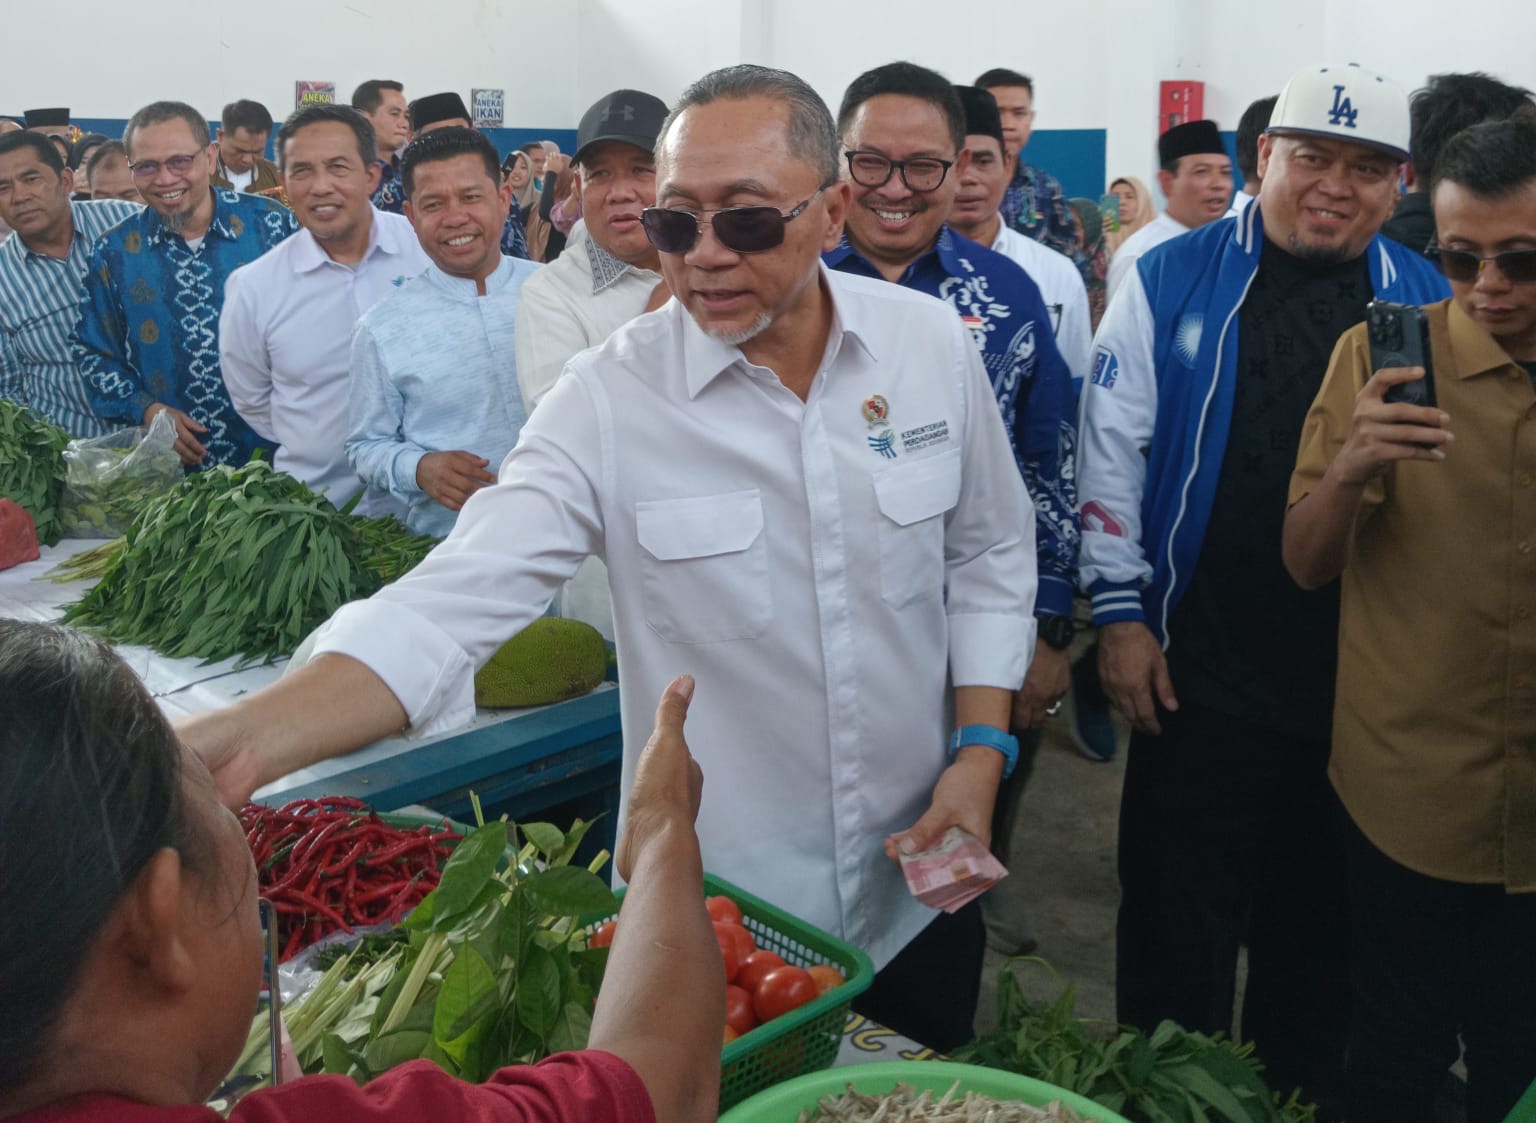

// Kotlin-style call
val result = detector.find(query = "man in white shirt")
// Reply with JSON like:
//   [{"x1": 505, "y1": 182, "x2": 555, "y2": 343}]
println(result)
[
  {"x1": 1105, "y1": 120, "x2": 1233, "y2": 304},
  {"x1": 182, "y1": 63, "x2": 1036, "y2": 1051},
  {"x1": 948, "y1": 85, "x2": 1092, "y2": 385},
  {"x1": 220, "y1": 105, "x2": 429, "y2": 511},
  {"x1": 515, "y1": 88, "x2": 671, "y2": 412},
  {"x1": 1227, "y1": 96, "x2": 1277, "y2": 221}
]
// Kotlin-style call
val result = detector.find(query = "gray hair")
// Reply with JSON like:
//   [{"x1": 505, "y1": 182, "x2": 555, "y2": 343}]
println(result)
[
  {"x1": 657, "y1": 64, "x2": 839, "y2": 185},
  {"x1": 123, "y1": 100, "x2": 210, "y2": 158}
]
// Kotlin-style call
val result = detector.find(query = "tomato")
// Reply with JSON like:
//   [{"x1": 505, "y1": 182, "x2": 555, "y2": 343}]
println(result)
[
  {"x1": 753, "y1": 965, "x2": 818, "y2": 1023},
  {"x1": 713, "y1": 921, "x2": 743, "y2": 982},
  {"x1": 807, "y1": 964, "x2": 846, "y2": 995},
  {"x1": 723, "y1": 1024, "x2": 739, "y2": 1044},
  {"x1": 737, "y1": 949, "x2": 788, "y2": 994},
  {"x1": 717, "y1": 919, "x2": 756, "y2": 961},
  {"x1": 724, "y1": 983, "x2": 758, "y2": 1036},
  {"x1": 706, "y1": 895, "x2": 744, "y2": 926},
  {"x1": 587, "y1": 920, "x2": 617, "y2": 949}
]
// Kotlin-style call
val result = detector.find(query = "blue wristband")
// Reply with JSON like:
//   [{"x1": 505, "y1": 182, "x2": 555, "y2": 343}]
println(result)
[{"x1": 947, "y1": 724, "x2": 1019, "y2": 778}]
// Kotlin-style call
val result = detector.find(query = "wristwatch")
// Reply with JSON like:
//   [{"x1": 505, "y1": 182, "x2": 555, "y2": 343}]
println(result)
[
  {"x1": 1037, "y1": 613, "x2": 1074, "y2": 651},
  {"x1": 948, "y1": 725, "x2": 1020, "y2": 778}
]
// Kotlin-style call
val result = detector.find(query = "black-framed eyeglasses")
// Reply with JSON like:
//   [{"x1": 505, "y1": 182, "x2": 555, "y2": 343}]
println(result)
[
  {"x1": 844, "y1": 151, "x2": 953, "y2": 193},
  {"x1": 1428, "y1": 244, "x2": 1536, "y2": 285},
  {"x1": 128, "y1": 152, "x2": 202, "y2": 180},
  {"x1": 641, "y1": 183, "x2": 834, "y2": 255}
]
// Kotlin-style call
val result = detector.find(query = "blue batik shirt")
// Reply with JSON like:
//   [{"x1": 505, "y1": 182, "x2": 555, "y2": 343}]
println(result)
[
  {"x1": 825, "y1": 226, "x2": 1080, "y2": 616},
  {"x1": 75, "y1": 189, "x2": 299, "y2": 467},
  {"x1": 372, "y1": 158, "x2": 406, "y2": 215},
  {"x1": 501, "y1": 208, "x2": 531, "y2": 260},
  {"x1": 0, "y1": 198, "x2": 142, "y2": 437},
  {"x1": 1001, "y1": 161, "x2": 1082, "y2": 264}
]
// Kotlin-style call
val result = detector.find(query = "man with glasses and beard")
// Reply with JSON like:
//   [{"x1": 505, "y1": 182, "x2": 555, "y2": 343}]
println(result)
[
  {"x1": 1284, "y1": 117, "x2": 1536, "y2": 1123},
  {"x1": 181, "y1": 65, "x2": 1035, "y2": 1052},
  {"x1": 74, "y1": 101, "x2": 298, "y2": 468},
  {"x1": 1076, "y1": 63, "x2": 1448, "y2": 1112}
]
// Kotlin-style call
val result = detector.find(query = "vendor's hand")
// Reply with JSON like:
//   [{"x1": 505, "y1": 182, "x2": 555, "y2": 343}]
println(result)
[
  {"x1": 884, "y1": 747, "x2": 1002, "y2": 861},
  {"x1": 175, "y1": 709, "x2": 270, "y2": 808},
  {"x1": 145, "y1": 403, "x2": 207, "y2": 466},
  {"x1": 1328, "y1": 365, "x2": 1453, "y2": 486},
  {"x1": 1098, "y1": 620, "x2": 1177, "y2": 735},
  {"x1": 1012, "y1": 638, "x2": 1070, "y2": 729},
  {"x1": 416, "y1": 450, "x2": 497, "y2": 511},
  {"x1": 643, "y1": 279, "x2": 672, "y2": 313},
  {"x1": 617, "y1": 675, "x2": 703, "y2": 882}
]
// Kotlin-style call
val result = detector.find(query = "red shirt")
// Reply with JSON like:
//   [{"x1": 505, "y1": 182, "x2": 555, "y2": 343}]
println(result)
[{"x1": 11, "y1": 1052, "x2": 656, "y2": 1123}]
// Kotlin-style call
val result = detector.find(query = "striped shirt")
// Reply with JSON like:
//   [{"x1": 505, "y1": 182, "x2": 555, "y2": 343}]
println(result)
[{"x1": 0, "y1": 199, "x2": 143, "y2": 436}]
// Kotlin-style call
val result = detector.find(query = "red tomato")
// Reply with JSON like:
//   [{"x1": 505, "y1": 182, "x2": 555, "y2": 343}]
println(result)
[
  {"x1": 737, "y1": 950, "x2": 788, "y2": 994},
  {"x1": 706, "y1": 895, "x2": 744, "y2": 926},
  {"x1": 587, "y1": 920, "x2": 617, "y2": 949},
  {"x1": 718, "y1": 918, "x2": 756, "y2": 962},
  {"x1": 713, "y1": 921, "x2": 743, "y2": 982},
  {"x1": 753, "y1": 965, "x2": 818, "y2": 1023},
  {"x1": 724, "y1": 983, "x2": 758, "y2": 1036},
  {"x1": 807, "y1": 964, "x2": 846, "y2": 995},
  {"x1": 723, "y1": 1024, "x2": 739, "y2": 1045}
]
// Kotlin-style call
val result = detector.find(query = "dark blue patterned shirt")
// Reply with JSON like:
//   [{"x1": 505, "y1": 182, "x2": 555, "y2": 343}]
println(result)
[
  {"x1": 825, "y1": 226, "x2": 1080, "y2": 615},
  {"x1": 372, "y1": 158, "x2": 406, "y2": 215},
  {"x1": 1000, "y1": 161, "x2": 1081, "y2": 264},
  {"x1": 501, "y1": 208, "x2": 531, "y2": 260},
  {"x1": 74, "y1": 189, "x2": 299, "y2": 467}
]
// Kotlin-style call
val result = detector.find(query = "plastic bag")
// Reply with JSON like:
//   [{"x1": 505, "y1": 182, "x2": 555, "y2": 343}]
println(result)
[{"x1": 58, "y1": 411, "x2": 183, "y2": 538}]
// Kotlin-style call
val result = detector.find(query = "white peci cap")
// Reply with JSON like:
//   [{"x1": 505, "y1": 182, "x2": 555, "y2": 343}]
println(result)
[{"x1": 1266, "y1": 62, "x2": 1410, "y2": 161}]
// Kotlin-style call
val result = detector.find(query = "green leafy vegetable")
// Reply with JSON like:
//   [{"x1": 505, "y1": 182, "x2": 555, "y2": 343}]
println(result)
[{"x1": 0, "y1": 401, "x2": 69, "y2": 546}]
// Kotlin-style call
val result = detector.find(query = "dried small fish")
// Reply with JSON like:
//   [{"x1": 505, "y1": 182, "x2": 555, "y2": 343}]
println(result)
[{"x1": 796, "y1": 1080, "x2": 1094, "y2": 1123}]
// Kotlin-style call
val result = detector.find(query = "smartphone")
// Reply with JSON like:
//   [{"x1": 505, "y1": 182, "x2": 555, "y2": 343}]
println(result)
[
  {"x1": 1099, "y1": 193, "x2": 1121, "y2": 233},
  {"x1": 1367, "y1": 300, "x2": 1436, "y2": 408}
]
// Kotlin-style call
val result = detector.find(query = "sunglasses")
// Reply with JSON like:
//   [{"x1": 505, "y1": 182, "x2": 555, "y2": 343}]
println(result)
[
  {"x1": 641, "y1": 184, "x2": 833, "y2": 255},
  {"x1": 1428, "y1": 245, "x2": 1536, "y2": 285},
  {"x1": 128, "y1": 152, "x2": 202, "y2": 180}
]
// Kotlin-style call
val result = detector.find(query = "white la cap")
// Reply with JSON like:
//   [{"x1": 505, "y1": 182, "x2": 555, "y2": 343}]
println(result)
[{"x1": 1266, "y1": 62, "x2": 1410, "y2": 161}]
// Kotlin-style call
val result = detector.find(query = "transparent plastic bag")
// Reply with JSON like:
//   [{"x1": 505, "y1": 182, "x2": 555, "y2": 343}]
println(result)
[{"x1": 58, "y1": 411, "x2": 183, "y2": 538}]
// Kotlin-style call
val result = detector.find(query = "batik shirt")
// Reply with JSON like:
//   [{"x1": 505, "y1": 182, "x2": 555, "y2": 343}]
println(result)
[
  {"x1": 0, "y1": 198, "x2": 141, "y2": 436},
  {"x1": 1000, "y1": 161, "x2": 1081, "y2": 264},
  {"x1": 75, "y1": 189, "x2": 299, "y2": 467},
  {"x1": 372, "y1": 159, "x2": 406, "y2": 215},
  {"x1": 825, "y1": 226, "x2": 1080, "y2": 615},
  {"x1": 501, "y1": 208, "x2": 531, "y2": 260}
]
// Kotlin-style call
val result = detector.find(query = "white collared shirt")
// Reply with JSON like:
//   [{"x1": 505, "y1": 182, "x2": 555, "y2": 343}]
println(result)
[
  {"x1": 1105, "y1": 211, "x2": 1189, "y2": 306},
  {"x1": 990, "y1": 221, "x2": 1094, "y2": 386},
  {"x1": 312, "y1": 266, "x2": 1037, "y2": 968},
  {"x1": 514, "y1": 220, "x2": 664, "y2": 411},
  {"x1": 220, "y1": 210, "x2": 430, "y2": 507}
]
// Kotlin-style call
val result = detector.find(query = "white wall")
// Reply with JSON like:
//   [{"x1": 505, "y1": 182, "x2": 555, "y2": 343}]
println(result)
[{"x1": 5, "y1": 0, "x2": 1534, "y2": 188}]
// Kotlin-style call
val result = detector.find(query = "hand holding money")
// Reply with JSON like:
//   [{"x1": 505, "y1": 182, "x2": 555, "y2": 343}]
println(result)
[{"x1": 899, "y1": 826, "x2": 1009, "y2": 913}]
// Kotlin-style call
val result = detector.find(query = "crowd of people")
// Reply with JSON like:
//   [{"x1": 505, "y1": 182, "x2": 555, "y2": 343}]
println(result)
[{"x1": 0, "y1": 53, "x2": 1533, "y2": 1123}]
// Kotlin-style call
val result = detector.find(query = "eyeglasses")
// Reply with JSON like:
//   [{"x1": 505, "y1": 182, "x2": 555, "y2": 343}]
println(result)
[
  {"x1": 1428, "y1": 244, "x2": 1536, "y2": 285},
  {"x1": 641, "y1": 185, "x2": 832, "y2": 255},
  {"x1": 128, "y1": 153, "x2": 202, "y2": 180},
  {"x1": 844, "y1": 151, "x2": 953, "y2": 193}
]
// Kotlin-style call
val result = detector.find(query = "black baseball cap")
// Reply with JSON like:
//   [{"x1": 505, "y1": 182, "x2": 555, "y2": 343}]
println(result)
[{"x1": 574, "y1": 90, "x2": 668, "y2": 165}]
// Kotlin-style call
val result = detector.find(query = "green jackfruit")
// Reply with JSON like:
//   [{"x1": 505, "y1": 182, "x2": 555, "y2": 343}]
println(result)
[{"x1": 474, "y1": 617, "x2": 609, "y2": 708}]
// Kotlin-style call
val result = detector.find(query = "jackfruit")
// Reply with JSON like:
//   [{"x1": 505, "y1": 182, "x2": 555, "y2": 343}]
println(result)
[{"x1": 474, "y1": 617, "x2": 609, "y2": 708}]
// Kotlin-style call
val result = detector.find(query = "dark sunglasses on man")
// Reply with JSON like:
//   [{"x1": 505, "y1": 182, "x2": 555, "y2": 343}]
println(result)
[
  {"x1": 641, "y1": 182, "x2": 836, "y2": 255},
  {"x1": 1428, "y1": 244, "x2": 1536, "y2": 285}
]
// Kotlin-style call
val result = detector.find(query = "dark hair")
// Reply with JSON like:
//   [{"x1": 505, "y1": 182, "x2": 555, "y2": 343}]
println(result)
[
  {"x1": 838, "y1": 61, "x2": 964, "y2": 153},
  {"x1": 275, "y1": 104, "x2": 377, "y2": 174},
  {"x1": 67, "y1": 133, "x2": 109, "y2": 172},
  {"x1": 974, "y1": 67, "x2": 1034, "y2": 97},
  {"x1": 0, "y1": 621, "x2": 210, "y2": 1095},
  {"x1": 400, "y1": 126, "x2": 500, "y2": 197},
  {"x1": 1235, "y1": 95, "x2": 1277, "y2": 181},
  {"x1": 660, "y1": 64, "x2": 839, "y2": 185},
  {"x1": 1430, "y1": 118, "x2": 1536, "y2": 200},
  {"x1": 124, "y1": 100, "x2": 210, "y2": 158},
  {"x1": 221, "y1": 99, "x2": 274, "y2": 136},
  {"x1": 350, "y1": 79, "x2": 404, "y2": 114},
  {"x1": 1410, "y1": 72, "x2": 1533, "y2": 185},
  {"x1": 518, "y1": 141, "x2": 544, "y2": 157},
  {"x1": 0, "y1": 129, "x2": 66, "y2": 174},
  {"x1": 85, "y1": 139, "x2": 128, "y2": 183}
]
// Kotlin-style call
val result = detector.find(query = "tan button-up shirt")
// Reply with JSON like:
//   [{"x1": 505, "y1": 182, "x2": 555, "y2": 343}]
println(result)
[{"x1": 1290, "y1": 297, "x2": 1536, "y2": 891}]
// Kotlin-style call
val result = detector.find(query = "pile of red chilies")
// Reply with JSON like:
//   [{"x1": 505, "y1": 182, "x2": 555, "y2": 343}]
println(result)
[{"x1": 240, "y1": 797, "x2": 463, "y2": 961}]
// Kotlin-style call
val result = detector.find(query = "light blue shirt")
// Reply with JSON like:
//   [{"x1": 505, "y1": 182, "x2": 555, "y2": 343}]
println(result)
[
  {"x1": 347, "y1": 255, "x2": 539, "y2": 537},
  {"x1": 0, "y1": 199, "x2": 141, "y2": 436}
]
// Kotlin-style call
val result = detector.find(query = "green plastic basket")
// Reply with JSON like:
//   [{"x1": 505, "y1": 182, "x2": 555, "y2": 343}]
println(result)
[{"x1": 586, "y1": 872, "x2": 875, "y2": 1112}]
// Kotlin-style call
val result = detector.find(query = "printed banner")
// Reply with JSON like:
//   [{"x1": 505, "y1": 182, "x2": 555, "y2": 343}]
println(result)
[
  {"x1": 472, "y1": 88, "x2": 505, "y2": 129},
  {"x1": 295, "y1": 81, "x2": 337, "y2": 110}
]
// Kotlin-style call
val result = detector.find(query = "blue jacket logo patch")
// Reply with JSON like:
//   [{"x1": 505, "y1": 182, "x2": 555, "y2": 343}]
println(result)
[{"x1": 1091, "y1": 348, "x2": 1119, "y2": 390}]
